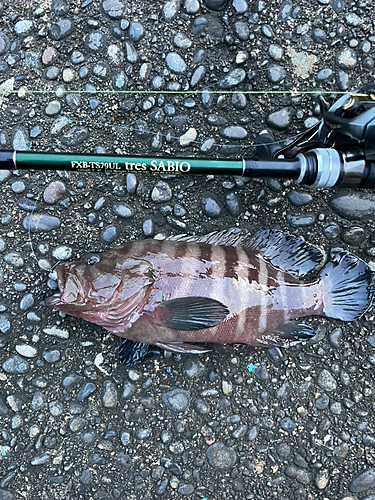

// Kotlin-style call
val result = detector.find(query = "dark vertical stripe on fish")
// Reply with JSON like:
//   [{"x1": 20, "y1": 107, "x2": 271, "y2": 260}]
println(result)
[
  {"x1": 196, "y1": 243, "x2": 214, "y2": 301},
  {"x1": 223, "y1": 245, "x2": 239, "y2": 280},
  {"x1": 247, "y1": 255, "x2": 260, "y2": 284},
  {"x1": 242, "y1": 253, "x2": 260, "y2": 340},
  {"x1": 173, "y1": 241, "x2": 188, "y2": 284},
  {"x1": 151, "y1": 239, "x2": 166, "y2": 255},
  {"x1": 174, "y1": 241, "x2": 188, "y2": 261},
  {"x1": 199, "y1": 243, "x2": 213, "y2": 276}
]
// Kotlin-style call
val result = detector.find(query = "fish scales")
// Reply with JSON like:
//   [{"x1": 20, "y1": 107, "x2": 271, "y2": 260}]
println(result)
[{"x1": 47, "y1": 229, "x2": 375, "y2": 366}]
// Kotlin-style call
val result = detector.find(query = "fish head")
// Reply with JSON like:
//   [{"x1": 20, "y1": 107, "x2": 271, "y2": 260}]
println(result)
[{"x1": 46, "y1": 250, "x2": 155, "y2": 324}]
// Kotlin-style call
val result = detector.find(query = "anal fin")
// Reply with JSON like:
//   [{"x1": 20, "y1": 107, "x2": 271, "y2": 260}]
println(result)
[
  {"x1": 155, "y1": 341, "x2": 212, "y2": 355},
  {"x1": 254, "y1": 321, "x2": 316, "y2": 348}
]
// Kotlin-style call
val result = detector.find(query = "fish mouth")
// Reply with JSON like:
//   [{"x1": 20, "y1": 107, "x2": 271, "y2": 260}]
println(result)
[
  {"x1": 46, "y1": 266, "x2": 65, "y2": 307},
  {"x1": 46, "y1": 265, "x2": 86, "y2": 310}
]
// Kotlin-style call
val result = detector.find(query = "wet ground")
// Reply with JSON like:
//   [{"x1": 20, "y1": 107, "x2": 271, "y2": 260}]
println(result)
[{"x1": 1, "y1": 0, "x2": 375, "y2": 499}]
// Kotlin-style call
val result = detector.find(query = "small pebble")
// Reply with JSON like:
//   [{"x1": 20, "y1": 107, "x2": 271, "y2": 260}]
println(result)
[
  {"x1": 287, "y1": 191, "x2": 313, "y2": 206},
  {"x1": 286, "y1": 212, "x2": 316, "y2": 227},
  {"x1": 253, "y1": 363, "x2": 269, "y2": 381},
  {"x1": 222, "y1": 380, "x2": 233, "y2": 395},
  {"x1": 2, "y1": 355, "x2": 29, "y2": 374},
  {"x1": 166, "y1": 52, "x2": 186, "y2": 74},
  {"x1": 152, "y1": 181, "x2": 172, "y2": 203},
  {"x1": 315, "y1": 394, "x2": 329, "y2": 410},
  {"x1": 16, "y1": 345, "x2": 37, "y2": 358},
  {"x1": 122, "y1": 381, "x2": 135, "y2": 399},
  {"x1": 317, "y1": 370, "x2": 337, "y2": 392},
  {"x1": 191, "y1": 65, "x2": 205, "y2": 87},
  {"x1": 183, "y1": 357, "x2": 205, "y2": 378},
  {"x1": 162, "y1": 388, "x2": 190, "y2": 413},
  {"x1": 266, "y1": 107, "x2": 293, "y2": 130},
  {"x1": 267, "y1": 347, "x2": 283, "y2": 366},
  {"x1": 49, "y1": 401, "x2": 64, "y2": 416},
  {"x1": 349, "y1": 469, "x2": 375, "y2": 493},
  {"x1": 42, "y1": 350, "x2": 60, "y2": 363},
  {"x1": 342, "y1": 227, "x2": 366, "y2": 246},
  {"x1": 180, "y1": 128, "x2": 197, "y2": 146},
  {"x1": 225, "y1": 192, "x2": 241, "y2": 216},
  {"x1": 220, "y1": 126, "x2": 247, "y2": 140},
  {"x1": 206, "y1": 442, "x2": 237, "y2": 469},
  {"x1": 52, "y1": 246, "x2": 73, "y2": 260},
  {"x1": 23, "y1": 214, "x2": 61, "y2": 232},
  {"x1": 43, "y1": 181, "x2": 66, "y2": 204},
  {"x1": 76, "y1": 382, "x2": 97, "y2": 402},
  {"x1": 217, "y1": 68, "x2": 246, "y2": 89},
  {"x1": 45, "y1": 100, "x2": 61, "y2": 116},
  {"x1": 20, "y1": 293, "x2": 34, "y2": 311},
  {"x1": 4, "y1": 252, "x2": 24, "y2": 268},
  {"x1": 162, "y1": 0, "x2": 182, "y2": 20},
  {"x1": 142, "y1": 217, "x2": 155, "y2": 237},
  {"x1": 285, "y1": 465, "x2": 310, "y2": 485},
  {"x1": 31, "y1": 452, "x2": 51, "y2": 466},
  {"x1": 201, "y1": 192, "x2": 222, "y2": 217},
  {"x1": 329, "y1": 328, "x2": 342, "y2": 349},
  {"x1": 99, "y1": 225, "x2": 119, "y2": 244},
  {"x1": 280, "y1": 417, "x2": 296, "y2": 432},
  {"x1": 112, "y1": 203, "x2": 134, "y2": 218},
  {"x1": 102, "y1": 380, "x2": 118, "y2": 408}
]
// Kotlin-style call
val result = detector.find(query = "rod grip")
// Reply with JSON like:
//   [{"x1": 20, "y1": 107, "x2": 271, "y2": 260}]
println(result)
[{"x1": 243, "y1": 157, "x2": 301, "y2": 179}]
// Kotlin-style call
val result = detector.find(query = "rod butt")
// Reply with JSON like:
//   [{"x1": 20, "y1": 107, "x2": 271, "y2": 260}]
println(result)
[{"x1": 0, "y1": 151, "x2": 15, "y2": 169}]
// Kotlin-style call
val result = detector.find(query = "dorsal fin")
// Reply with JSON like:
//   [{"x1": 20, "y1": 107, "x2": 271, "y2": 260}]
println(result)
[
  {"x1": 166, "y1": 228, "x2": 324, "y2": 278},
  {"x1": 166, "y1": 228, "x2": 248, "y2": 246},
  {"x1": 243, "y1": 229, "x2": 324, "y2": 278}
]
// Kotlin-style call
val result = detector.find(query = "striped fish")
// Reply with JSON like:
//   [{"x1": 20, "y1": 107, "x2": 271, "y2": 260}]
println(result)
[{"x1": 47, "y1": 229, "x2": 374, "y2": 366}]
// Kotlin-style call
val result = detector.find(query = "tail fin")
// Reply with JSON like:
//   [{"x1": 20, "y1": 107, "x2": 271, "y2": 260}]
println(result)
[{"x1": 320, "y1": 251, "x2": 374, "y2": 321}]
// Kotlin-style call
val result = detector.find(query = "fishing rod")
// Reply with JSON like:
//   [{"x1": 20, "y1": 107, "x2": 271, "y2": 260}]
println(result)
[{"x1": 1, "y1": 87, "x2": 375, "y2": 190}]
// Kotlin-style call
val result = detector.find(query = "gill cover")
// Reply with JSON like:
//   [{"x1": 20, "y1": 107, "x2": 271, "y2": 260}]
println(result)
[{"x1": 48, "y1": 255, "x2": 155, "y2": 329}]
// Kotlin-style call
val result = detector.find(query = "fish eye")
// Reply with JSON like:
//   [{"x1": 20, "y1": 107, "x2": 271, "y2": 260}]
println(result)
[{"x1": 87, "y1": 254, "x2": 100, "y2": 266}]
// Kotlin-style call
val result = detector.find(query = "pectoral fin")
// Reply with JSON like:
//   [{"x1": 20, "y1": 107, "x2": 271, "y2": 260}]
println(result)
[
  {"x1": 155, "y1": 341, "x2": 212, "y2": 354},
  {"x1": 156, "y1": 297, "x2": 229, "y2": 331}
]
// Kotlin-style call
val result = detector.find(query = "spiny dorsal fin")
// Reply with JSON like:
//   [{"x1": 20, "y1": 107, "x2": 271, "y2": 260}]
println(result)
[
  {"x1": 167, "y1": 228, "x2": 324, "y2": 278},
  {"x1": 166, "y1": 228, "x2": 247, "y2": 247}
]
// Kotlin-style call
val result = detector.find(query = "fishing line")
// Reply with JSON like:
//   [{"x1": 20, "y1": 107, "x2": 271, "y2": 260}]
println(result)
[
  {"x1": 1, "y1": 112, "x2": 319, "y2": 151},
  {"x1": 0, "y1": 78, "x2": 346, "y2": 151}
]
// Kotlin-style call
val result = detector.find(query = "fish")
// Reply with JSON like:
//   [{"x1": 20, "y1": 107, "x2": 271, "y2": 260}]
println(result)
[{"x1": 47, "y1": 229, "x2": 375, "y2": 367}]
